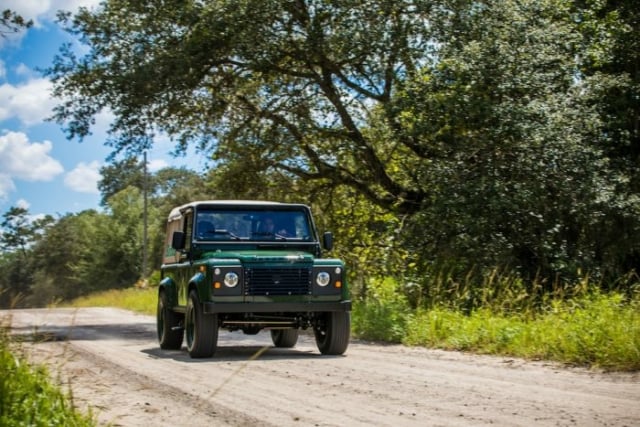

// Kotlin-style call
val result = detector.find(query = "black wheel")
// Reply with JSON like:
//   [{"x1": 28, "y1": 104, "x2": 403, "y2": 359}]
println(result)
[
  {"x1": 270, "y1": 329, "x2": 299, "y2": 348},
  {"x1": 314, "y1": 312, "x2": 350, "y2": 355},
  {"x1": 157, "y1": 290, "x2": 183, "y2": 350},
  {"x1": 185, "y1": 290, "x2": 218, "y2": 358}
]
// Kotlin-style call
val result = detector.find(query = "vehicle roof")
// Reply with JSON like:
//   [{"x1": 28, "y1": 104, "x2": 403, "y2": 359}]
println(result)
[{"x1": 167, "y1": 200, "x2": 309, "y2": 222}]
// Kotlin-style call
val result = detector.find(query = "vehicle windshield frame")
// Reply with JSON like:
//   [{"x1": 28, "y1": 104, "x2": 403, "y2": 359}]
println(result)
[{"x1": 193, "y1": 206, "x2": 318, "y2": 243}]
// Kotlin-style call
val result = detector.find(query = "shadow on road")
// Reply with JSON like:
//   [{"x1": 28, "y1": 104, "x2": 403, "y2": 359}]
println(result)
[
  {"x1": 141, "y1": 343, "x2": 346, "y2": 363},
  {"x1": 6, "y1": 322, "x2": 156, "y2": 342}
]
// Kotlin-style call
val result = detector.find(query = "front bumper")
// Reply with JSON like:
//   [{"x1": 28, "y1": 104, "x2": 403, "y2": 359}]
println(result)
[{"x1": 203, "y1": 300, "x2": 351, "y2": 314}]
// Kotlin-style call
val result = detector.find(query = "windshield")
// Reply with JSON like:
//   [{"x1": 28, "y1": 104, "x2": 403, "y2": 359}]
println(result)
[{"x1": 195, "y1": 208, "x2": 315, "y2": 242}]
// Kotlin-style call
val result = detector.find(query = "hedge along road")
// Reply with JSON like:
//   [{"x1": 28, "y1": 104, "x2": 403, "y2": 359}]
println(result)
[{"x1": 3, "y1": 307, "x2": 640, "y2": 427}]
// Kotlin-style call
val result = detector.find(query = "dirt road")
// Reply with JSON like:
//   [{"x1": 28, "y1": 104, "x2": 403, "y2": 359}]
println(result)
[{"x1": 3, "y1": 307, "x2": 639, "y2": 426}]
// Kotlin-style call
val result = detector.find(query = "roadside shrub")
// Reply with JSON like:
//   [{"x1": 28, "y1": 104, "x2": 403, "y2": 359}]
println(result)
[
  {"x1": 352, "y1": 277, "x2": 410, "y2": 342},
  {"x1": 535, "y1": 292, "x2": 640, "y2": 369},
  {"x1": 0, "y1": 326, "x2": 94, "y2": 426},
  {"x1": 403, "y1": 291, "x2": 640, "y2": 370}
]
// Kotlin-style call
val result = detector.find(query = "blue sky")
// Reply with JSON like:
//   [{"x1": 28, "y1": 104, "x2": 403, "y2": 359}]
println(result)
[{"x1": 0, "y1": 1, "x2": 204, "y2": 219}]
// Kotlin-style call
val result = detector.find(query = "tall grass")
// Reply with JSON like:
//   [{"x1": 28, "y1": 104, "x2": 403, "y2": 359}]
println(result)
[
  {"x1": 402, "y1": 293, "x2": 640, "y2": 370},
  {"x1": 353, "y1": 273, "x2": 640, "y2": 371},
  {"x1": 0, "y1": 319, "x2": 95, "y2": 426},
  {"x1": 351, "y1": 277, "x2": 410, "y2": 342},
  {"x1": 64, "y1": 286, "x2": 157, "y2": 315}
]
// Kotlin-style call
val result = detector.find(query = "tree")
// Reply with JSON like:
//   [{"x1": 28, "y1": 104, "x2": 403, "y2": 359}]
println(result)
[
  {"x1": 98, "y1": 157, "x2": 146, "y2": 206},
  {"x1": 387, "y1": 0, "x2": 617, "y2": 279},
  {"x1": 48, "y1": 0, "x2": 431, "y2": 213},
  {"x1": 0, "y1": 207, "x2": 54, "y2": 307},
  {"x1": 0, "y1": 9, "x2": 32, "y2": 38},
  {"x1": 571, "y1": 0, "x2": 640, "y2": 278},
  {"x1": 1, "y1": 207, "x2": 33, "y2": 256},
  {"x1": 95, "y1": 186, "x2": 154, "y2": 289},
  {"x1": 29, "y1": 211, "x2": 101, "y2": 304}
]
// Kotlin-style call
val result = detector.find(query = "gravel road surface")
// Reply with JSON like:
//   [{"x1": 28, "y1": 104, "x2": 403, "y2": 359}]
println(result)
[{"x1": 3, "y1": 307, "x2": 639, "y2": 426}]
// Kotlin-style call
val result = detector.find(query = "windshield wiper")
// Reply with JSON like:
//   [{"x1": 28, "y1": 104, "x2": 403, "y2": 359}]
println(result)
[
  {"x1": 251, "y1": 231, "x2": 288, "y2": 241},
  {"x1": 200, "y1": 229, "x2": 241, "y2": 240}
]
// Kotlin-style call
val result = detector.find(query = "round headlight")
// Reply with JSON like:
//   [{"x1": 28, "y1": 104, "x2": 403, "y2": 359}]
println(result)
[
  {"x1": 316, "y1": 271, "x2": 331, "y2": 287},
  {"x1": 224, "y1": 271, "x2": 239, "y2": 287}
]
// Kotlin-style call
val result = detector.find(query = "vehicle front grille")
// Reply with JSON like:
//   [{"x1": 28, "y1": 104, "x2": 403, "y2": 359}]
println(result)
[{"x1": 244, "y1": 267, "x2": 312, "y2": 296}]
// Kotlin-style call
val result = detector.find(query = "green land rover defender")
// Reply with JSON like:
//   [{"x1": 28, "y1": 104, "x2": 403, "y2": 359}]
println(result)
[{"x1": 156, "y1": 200, "x2": 351, "y2": 358}]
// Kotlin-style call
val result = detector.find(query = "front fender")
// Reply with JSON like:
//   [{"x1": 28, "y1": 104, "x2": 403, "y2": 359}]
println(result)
[
  {"x1": 159, "y1": 276, "x2": 179, "y2": 308},
  {"x1": 188, "y1": 271, "x2": 209, "y2": 302}
]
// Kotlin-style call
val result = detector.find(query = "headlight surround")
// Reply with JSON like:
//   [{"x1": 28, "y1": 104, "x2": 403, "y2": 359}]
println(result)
[
  {"x1": 316, "y1": 271, "x2": 331, "y2": 287},
  {"x1": 224, "y1": 271, "x2": 239, "y2": 287}
]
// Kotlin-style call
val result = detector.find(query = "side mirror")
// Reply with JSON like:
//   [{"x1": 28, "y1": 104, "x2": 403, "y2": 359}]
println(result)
[
  {"x1": 323, "y1": 232, "x2": 334, "y2": 251},
  {"x1": 172, "y1": 231, "x2": 186, "y2": 250}
]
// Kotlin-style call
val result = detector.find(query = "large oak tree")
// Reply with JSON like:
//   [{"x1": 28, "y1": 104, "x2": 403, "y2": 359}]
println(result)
[{"x1": 47, "y1": 0, "x2": 640, "y2": 281}]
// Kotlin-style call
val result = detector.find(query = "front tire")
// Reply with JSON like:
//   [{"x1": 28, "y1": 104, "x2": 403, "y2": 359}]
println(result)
[
  {"x1": 270, "y1": 329, "x2": 299, "y2": 348},
  {"x1": 314, "y1": 312, "x2": 350, "y2": 355},
  {"x1": 157, "y1": 290, "x2": 183, "y2": 350},
  {"x1": 185, "y1": 290, "x2": 218, "y2": 358}
]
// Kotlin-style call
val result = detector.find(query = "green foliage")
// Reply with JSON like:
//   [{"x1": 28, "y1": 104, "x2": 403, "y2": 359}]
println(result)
[
  {"x1": 532, "y1": 292, "x2": 640, "y2": 369},
  {"x1": 402, "y1": 293, "x2": 640, "y2": 370},
  {"x1": 0, "y1": 9, "x2": 33, "y2": 37},
  {"x1": 44, "y1": 0, "x2": 640, "y2": 285},
  {"x1": 312, "y1": 188, "x2": 412, "y2": 295},
  {"x1": 391, "y1": 0, "x2": 625, "y2": 281},
  {"x1": 352, "y1": 277, "x2": 411, "y2": 343},
  {"x1": 349, "y1": 268, "x2": 640, "y2": 370},
  {"x1": 403, "y1": 265, "x2": 607, "y2": 315},
  {"x1": 0, "y1": 328, "x2": 94, "y2": 426},
  {"x1": 98, "y1": 158, "x2": 146, "y2": 207},
  {"x1": 400, "y1": 288, "x2": 640, "y2": 371},
  {"x1": 0, "y1": 208, "x2": 55, "y2": 307},
  {"x1": 48, "y1": 0, "x2": 431, "y2": 212}
]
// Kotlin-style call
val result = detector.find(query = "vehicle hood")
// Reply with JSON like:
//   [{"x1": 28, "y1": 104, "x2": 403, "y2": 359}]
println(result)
[{"x1": 203, "y1": 250, "x2": 315, "y2": 265}]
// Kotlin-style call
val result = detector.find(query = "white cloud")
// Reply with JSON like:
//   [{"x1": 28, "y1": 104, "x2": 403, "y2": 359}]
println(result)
[
  {"x1": 15, "y1": 199, "x2": 30, "y2": 209},
  {"x1": 0, "y1": 0, "x2": 102, "y2": 48},
  {"x1": 1, "y1": 1, "x2": 53, "y2": 25},
  {"x1": 0, "y1": 131, "x2": 63, "y2": 180},
  {"x1": 15, "y1": 63, "x2": 33, "y2": 77},
  {"x1": 0, "y1": 131, "x2": 64, "y2": 199},
  {"x1": 64, "y1": 161, "x2": 101, "y2": 194},
  {"x1": 92, "y1": 107, "x2": 115, "y2": 136},
  {"x1": 2, "y1": 0, "x2": 103, "y2": 25},
  {"x1": 0, "y1": 77, "x2": 56, "y2": 126},
  {"x1": 0, "y1": 174, "x2": 16, "y2": 201},
  {"x1": 148, "y1": 159, "x2": 169, "y2": 172}
]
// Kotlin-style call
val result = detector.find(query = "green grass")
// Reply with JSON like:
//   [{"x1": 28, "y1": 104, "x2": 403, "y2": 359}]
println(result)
[
  {"x1": 401, "y1": 293, "x2": 640, "y2": 370},
  {"x1": 64, "y1": 286, "x2": 157, "y2": 315},
  {"x1": 0, "y1": 324, "x2": 95, "y2": 426},
  {"x1": 353, "y1": 276, "x2": 640, "y2": 371}
]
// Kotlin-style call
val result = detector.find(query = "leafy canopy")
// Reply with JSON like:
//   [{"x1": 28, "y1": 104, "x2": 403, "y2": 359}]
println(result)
[{"x1": 46, "y1": 0, "x2": 640, "y2": 281}]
